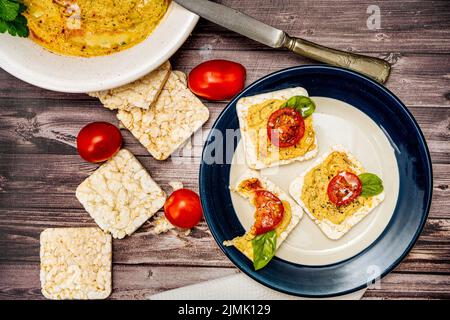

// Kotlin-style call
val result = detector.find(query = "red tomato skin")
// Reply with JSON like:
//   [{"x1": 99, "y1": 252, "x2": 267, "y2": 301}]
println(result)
[
  {"x1": 327, "y1": 171, "x2": 362, "y2": 206},
  {"x1": 164, "y1": 189, "x2": 203, "y2": 229},
  {"x1": 252, "y1": 190, "x2": 284, "y2": 235},
  {"x1": 77, "y1": 122, "x2": 122, "y2": 163},
  {"x1": 267, "y1": 108, "x2": 305, "y2": 148},
  {"x1": 188, "y1": 60, "x2": 246, "y2": 101}
]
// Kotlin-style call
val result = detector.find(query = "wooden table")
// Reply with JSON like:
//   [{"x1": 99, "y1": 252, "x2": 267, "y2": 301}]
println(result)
[{"x1": 0, "y1": 0, "x2": 449, "y2": 300}]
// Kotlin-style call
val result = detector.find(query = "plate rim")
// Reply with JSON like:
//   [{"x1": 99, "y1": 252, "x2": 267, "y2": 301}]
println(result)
[{"x1": 199, "y1": 65, "x2": 433, "y2": 298}]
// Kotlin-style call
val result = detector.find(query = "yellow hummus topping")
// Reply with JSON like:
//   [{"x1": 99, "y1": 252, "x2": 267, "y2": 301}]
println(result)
[
  {"x1": 301, "y1": 151, "x2": 372, "y2": 225},
  {"x1": 23, "y1": 0, "x2": 170, "y2": 57},
  {"x1": 246, "y1": 99, "x2": 316, "y2": 165},
  {"x1": 230, "y1": 178, "x2": 292, "y2": 260}
]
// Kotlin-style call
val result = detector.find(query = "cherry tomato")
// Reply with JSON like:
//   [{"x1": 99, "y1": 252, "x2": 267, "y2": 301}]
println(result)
[
  {"x1": 327, "y1": 171, "x2": 362, "y2": 206},
  {"x1": 267, "y1": 108, "x2": 305, "y2": 148},
  {"x1": 77, "y1": 122, "x2": 122, "y2": 163},
  {"x1": 164, "y1": 189, "x2": 203, "y2": 229},
  {"x1": 252, "y1": 190, "x2": 284, "y2": 235},
  {"x1": 188, "y1": 59, "x2": 246, "y2": 101}
]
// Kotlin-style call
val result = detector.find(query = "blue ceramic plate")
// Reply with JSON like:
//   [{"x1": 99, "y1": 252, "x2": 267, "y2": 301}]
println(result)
[{"x1": 199, "y1": 65, "x2": 432, "y2": 297}]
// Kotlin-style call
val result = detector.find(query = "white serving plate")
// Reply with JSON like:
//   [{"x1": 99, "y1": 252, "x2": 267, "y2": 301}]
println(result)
[
  {"x1": 230, "y1": 97, "x2": 400, "y2": 266},
  {"x1": 0, "y1": 2, "x2": 198, "y2": 93}
]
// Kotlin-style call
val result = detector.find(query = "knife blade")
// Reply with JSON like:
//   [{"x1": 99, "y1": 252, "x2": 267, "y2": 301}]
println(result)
[
  {"x1": 175, "y1": 0, "x2": 286, "y2": 48},
  {"x1": 174, "y1": 0, "x2": 391, "y2": 83}
]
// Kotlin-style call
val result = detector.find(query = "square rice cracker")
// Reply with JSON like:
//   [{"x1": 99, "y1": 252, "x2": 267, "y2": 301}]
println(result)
[
  {"x1": 89, "y1": 61, "x2": 171, "y2": 111},
  {"x1": 117, "y1": 71, "x2": 210, "y2": 160},
  {"x1": 76, "y1": 149, "x2": 166, "y2": 239},
  {"x1": 236, "y1": 87, "x2": 318, "y2": 169},
  {"x1": 40, "y1": 227, "x2": 112, "y2": 300},
  {"x1": 227, "y1": 170, "x2": 303, "y2": 259},
  {"x1": 289, "y1": 145, "x2": 385, "y2": 240}
]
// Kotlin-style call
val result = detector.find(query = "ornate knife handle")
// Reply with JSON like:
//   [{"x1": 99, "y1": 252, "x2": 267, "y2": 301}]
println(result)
[{"x1": 284, "y1": 35, "x2": 391, "y2": 84}]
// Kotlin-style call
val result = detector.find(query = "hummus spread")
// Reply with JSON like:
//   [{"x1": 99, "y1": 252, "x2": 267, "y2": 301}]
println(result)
[
  {"x1": 246, "y1": 99, "x2": 316, "y2": 165},
  {"x1": 23, "y1": 0, "x2": 170, "y2": 57},
  {"x1": 232, "y1": 178, "x2": 292, "y2": 260},
  {"x1": 300, "y1": 151, "x2": 372, "y2": 225}
]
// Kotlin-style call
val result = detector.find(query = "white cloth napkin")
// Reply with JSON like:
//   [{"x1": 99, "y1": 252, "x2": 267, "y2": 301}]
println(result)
[{"x1": 149, "y1": 273, "x2": 366, "y2": 300}]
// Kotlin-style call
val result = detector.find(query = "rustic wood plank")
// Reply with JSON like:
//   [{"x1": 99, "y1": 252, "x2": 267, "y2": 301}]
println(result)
[
  {"x1": 110, "y1": 265, "x2": 238, "y2": 300},
  {"x1": 0, "y1": 214, "x2": 230, "y2": 267},
  {"x1": 363, "y1": 273, "x2": 450, "y2": 300},
  {"x1": 0, "y1": 0, "x2": 449, "y2": 100},
  {"x1": 1, "y1": 52, "x2": 449, "y2": 108},
  {"x1": 0, "y1": 0, "x2": 449, "y2": 300},
  {"x1": 1, "y1": 205, "x2": 449, "y2": 273},
  {"x1": 0, "y1": 100, "x2": 448, "y2": 163},
  {"x1": 0, "y1": 263, "x2": 238, "y2": 300},
  {"x1": 0, "y1": 154, "x2": 203, "y2": 196},
  {"x1": 0, "y1": 262, "x2": 449, "y2": 300},
  {"x1": 171, "y1": 52, "x2": 450, "y2": 109},
  {"x1": 183, "y1": 0, "x2": 450, "y2": 54},
  {"x1": 394, "y1": 246, "x2": 450, "y2": 274},
  {"x1": 0, "y1": 153, "x2": 448, "y2": 212}
]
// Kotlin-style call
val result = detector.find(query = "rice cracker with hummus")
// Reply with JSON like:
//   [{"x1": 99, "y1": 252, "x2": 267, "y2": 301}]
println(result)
[
  {"x1": 76, "y1": 149, "x2": 166, "y2": 239},
  {"x1": 237, "y1": 87, "x2": 318, "y2": 169},
  {"x1": 289, "y1": 145, "x2": 385, "y2": 240},
  {"x1": 40, "y1": 228, "x2": 112, "y2": 300},
  {"x1": 89, "y1": 61, "x2": 172, "y2": 111},
  {"x1": 224, "y1": 170, "x2": 303, "y2": 270},
  {"x1": 117, "y1": 71, "x2": 210, "y2": 160}
]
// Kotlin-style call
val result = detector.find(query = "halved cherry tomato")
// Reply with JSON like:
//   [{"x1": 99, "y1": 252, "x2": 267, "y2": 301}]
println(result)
[
  {"x1": 77, "y1": 122, "x2": 122, "y2": 163},
  {"x1": 327, "y1": 171, "x2": 362, "y2": 206},
  {"x1": 252, "y1": 190, "x2": 284, "y2": 235},
  {"x1": 267, "y1": 108, "x2": 305, "y2": 148},
  {"x1": 188, "y1": 60, "x2": 246, "y2": 101},
  {"x1": 164, "y1": 189, "x2": 203, "y2": 229}
]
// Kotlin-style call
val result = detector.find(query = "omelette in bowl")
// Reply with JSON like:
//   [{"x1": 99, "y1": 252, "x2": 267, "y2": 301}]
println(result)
[{"x1": 23, "y1": 0, "x2": 170, "y2": 57}]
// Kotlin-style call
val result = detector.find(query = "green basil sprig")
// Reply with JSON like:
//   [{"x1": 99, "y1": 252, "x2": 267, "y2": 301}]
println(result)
[
  {"x1": 0, "y1": 0, "x2": 29, "y2": 38},
  {"x1": 359, "y1": 173, "x2": 384, "y2": 197},
  {"x1": 281, "y1": 95, "x2": 316, "y2": 118},
  {"x1": 252, "y1": 230, "x2": 277, "y2": 270}
]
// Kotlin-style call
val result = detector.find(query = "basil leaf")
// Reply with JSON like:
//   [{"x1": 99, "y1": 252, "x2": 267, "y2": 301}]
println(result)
[
  {"x1": 359, "y1": 173, "x2": 384, "y2": 197},
  {"x1": 0, "y1": 0, "x2": 28, "y2": 38},
  {"x1": 0, "y1": 0, "x2": 20, "y2": 22},
  {"x1": 282, "y1": 95, "x2": 316, "y2": 118},
  {"x1": 7, "y1": 13, "x2": 28, "y2": 37},
  {"x1": 18, "y1": 2, "x2": 26, "y2": 15},
  {"x1": 252, "y1": 230, "x2": 277, "y2": 270},
  {"x1": 0, "y1": 19, "x2": 7, "y2": 33}
]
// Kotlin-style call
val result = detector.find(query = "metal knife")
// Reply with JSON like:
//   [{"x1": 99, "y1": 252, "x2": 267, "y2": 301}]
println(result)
[{"x1": 174, "y1": 0, "x2": 391, "y2": 83}]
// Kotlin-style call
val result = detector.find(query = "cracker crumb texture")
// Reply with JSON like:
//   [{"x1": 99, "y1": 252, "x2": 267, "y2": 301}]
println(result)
[
  {"x1": 76, "y1": 149, "x2": 166, "y2": 239},
  {"x1": 117, "y1": 71, "x2": 210, "y2": 160},
  {"x1": 40, "y1": 228, "x2": 112, "y2": 300}
]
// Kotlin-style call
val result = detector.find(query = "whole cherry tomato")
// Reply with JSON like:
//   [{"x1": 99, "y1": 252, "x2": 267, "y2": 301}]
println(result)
[
  {"x1": 164, "y1": 189, "x2": 203, "y2": 229},
  {"x1": 188, "y1": 59, "x2": 246, "y2": 101},
  {"x1": 77, "y1": 122, "x2": 122, "y2": 163},
  {"x1": 327, "y1": 171, "x2": 362, "y2": 206}
]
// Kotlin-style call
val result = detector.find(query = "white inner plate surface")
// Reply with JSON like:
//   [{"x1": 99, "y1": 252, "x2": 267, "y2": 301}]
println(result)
[{"x1": 229, "y1": 97, "x2": 400, "y2": 266}]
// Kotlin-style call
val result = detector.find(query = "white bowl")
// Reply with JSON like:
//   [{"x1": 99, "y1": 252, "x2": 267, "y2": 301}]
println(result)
[{"x1": 0, "y1": 2, "x2": 198, "y2": 93}]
